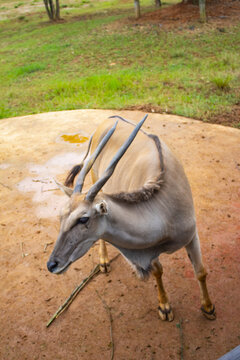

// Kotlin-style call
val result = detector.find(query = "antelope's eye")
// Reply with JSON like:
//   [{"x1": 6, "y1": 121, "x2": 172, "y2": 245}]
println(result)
[{"x1": 77, "y1": 217, "x2": 89, "y2": 225}]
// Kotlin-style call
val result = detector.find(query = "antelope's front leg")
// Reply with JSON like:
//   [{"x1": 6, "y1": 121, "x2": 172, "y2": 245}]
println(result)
[
  {"x1": 99, "y1": 240, "x2": 110, "y2": 273},
  {"x1": 152, "y1": 259, "x2": 174, "y2": 321}
]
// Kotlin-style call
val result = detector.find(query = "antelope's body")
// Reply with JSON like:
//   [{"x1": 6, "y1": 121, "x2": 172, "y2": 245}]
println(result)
[{"x1": 47, "y1": 115, "x2": 215, "y2": 321}]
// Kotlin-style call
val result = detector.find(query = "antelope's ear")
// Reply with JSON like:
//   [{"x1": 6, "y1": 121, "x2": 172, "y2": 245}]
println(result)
[
  {"x1": 94, "y1": 200, "x2": 108, "y2": 215},
  {"x1": 54, "y1": 179, "x2": 73, "y2": 197}
]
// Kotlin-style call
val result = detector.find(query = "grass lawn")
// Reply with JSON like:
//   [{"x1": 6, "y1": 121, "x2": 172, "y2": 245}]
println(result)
[{"x1": 0, "y1": 0, "x2": 239, "y2": 126}]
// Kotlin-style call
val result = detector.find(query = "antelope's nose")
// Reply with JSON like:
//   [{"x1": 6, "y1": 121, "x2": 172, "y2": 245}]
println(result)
[{"x1": 47, "y1": 260, "x2": 58, "y2": 273}]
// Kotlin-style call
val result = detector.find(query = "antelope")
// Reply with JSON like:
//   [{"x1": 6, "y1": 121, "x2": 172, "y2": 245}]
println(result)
[{"x1": 47, "y1": 114, "x2": 216, "y2": 321}]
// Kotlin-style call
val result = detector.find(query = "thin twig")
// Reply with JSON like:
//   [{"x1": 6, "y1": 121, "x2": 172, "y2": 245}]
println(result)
[
  {"x1": 32, "y1": 179, "x2": 49, "y2": 184},
  {"x1": 46, "y1": 264, "x2": 100, "y2": 328},
  {"x1": 0, "y1": 182, "x2": 12, "y2": 190},
  {"x1": 46, "y1": 253, "x2": 120, "y2": 328},
  {"x1": 95, "y1": 290, "x2": 114, "y2": 360},
  {"x1": 44, "y1": 242, "x2": 54, "y2": 252},
  {"x1": 21, "y1": 242, "x2": 25, "y2": 258},
  {"x1": 176, "y1": 319, "x2": 184, "y2": 360},
  {"x1": 41, "y1": 188, "x2": 58, "y2": 193}
]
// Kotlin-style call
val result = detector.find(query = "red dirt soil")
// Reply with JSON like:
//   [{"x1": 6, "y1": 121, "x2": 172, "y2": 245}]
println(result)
[
  {"x1": 0, "y1": 110, "x2": 239, "y2": 360},
  {"x1": 126, "y1": 0, "x2": 240, "y2": 29}
]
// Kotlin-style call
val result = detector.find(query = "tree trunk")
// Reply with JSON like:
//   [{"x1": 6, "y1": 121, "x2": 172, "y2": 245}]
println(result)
[
  {"x1": 199, "y1": 0, "x2": 207, "y2": 22},
  {"x1": 56, "y1": 0, "x2": 60, "y2": 20},
  {"x1": 43, "y1": 0, "x2": 53, "y2": 20},
  {"x1": 155, "y1": 0, "x2": 162, "y2": 8},
  {"x1": 182, "y1": 0, "x2": 207, "y2": 23},
  {"x1": 43, "y1": 0, "x2": 61, "y2": 21},
  {"x1": 134, "y1": 0, "x2": 141, "y2": 18}
]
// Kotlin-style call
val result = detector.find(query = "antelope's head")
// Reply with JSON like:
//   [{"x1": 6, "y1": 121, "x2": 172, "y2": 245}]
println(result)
[
  {"x1": 47, "y1": 193, "x2": 109, "y2": 274},
  {"x1": 47, "y1": 115, "x2": 148, "y2": 274}
]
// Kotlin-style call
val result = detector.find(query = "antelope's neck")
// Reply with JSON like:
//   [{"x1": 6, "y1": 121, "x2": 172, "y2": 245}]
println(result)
[{"x1": 102, "y1": 196, "x2": 166, "y2": 250}]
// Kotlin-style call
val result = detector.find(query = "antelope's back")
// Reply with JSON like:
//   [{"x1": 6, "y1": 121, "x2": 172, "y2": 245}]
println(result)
[{"x1": 90, "y1": 118, "x2": 162, "y2": 194}]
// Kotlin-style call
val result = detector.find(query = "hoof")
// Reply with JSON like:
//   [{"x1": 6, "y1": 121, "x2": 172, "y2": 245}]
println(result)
[
  {"x1": 158, "y1": 303, "x2": 174, "y2": 322},
  {"x1": 201, "y1": 304, "x2": 216, "y2": 320},
  {"x1": 100, "y1": 262, "x2": 111, "y2": 273}
]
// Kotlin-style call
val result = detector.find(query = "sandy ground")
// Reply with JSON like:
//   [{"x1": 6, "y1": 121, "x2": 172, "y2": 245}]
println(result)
[{"x1": 0, "y1": 109, "x2": 239, "y2": 360}]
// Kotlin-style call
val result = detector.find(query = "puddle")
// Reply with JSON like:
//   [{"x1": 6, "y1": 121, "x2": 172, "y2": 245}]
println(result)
[
  {"x1": 57, "y1": 133, "x2": 89, "y2": 146},
  {"x1": 28, "y1": 152, "x2": 83, "y2": 177},
  {"x1": 16, "y1": 152, "x2": 84, "y2": 219}
]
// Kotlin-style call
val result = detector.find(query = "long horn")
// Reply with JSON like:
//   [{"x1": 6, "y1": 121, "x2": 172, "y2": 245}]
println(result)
[
  {"x1": 109, "y1": 115, "x2": 149, "y2": 135},
  {"x1": 73, "y1": 121, "x2": 118, "y2": 193},
  {"x1": 85, "y1": 114, "x2": 148, "y2": 202}
]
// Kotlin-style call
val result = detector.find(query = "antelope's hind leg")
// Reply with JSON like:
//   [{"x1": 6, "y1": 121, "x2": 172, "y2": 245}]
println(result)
[
  {"x1": 152, "y1": 259, "x2": 174, "y2": 322},
  {"x1": 186, "y1": 233, "x2": 216, "y2": 320},
  {"x1": 99, "y1": 239, "x2": 110, "y2": 273}
]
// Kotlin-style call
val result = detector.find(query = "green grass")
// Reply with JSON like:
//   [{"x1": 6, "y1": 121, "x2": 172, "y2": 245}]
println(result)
[
  {"x1": 0, "y1": 0, "x2": 239, "y2": 123},
  {"x1": 14, "y1": 2, "x2": 24, "y2": 8},
  {"x1": 8, "y1": 63, "x2": 47, "y2": 78},
  {"x1": 210, "y1": 75, "x2": 232, "y2": 91}
]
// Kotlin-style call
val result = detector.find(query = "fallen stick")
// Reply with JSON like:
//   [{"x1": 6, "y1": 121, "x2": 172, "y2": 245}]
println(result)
[
  {"x1": 20, "y1": 242, "x2": 26, "y2": 258},
  {"x1": 32, "y1": 179, "x2": 49, "y2": 183},
  {"x1": 0, "y1": 182, "x2": 12, "y2": 190},
  {"x1": 96, "y1": 290, "x2": 114, "y2": 360},
  {"x1": 21, "y1": 242, "x2": 24, "y2": 258},
  {"x1": 44, "y1": 242, "x2": 54, "y2": 253},
  {"x1": 46, "y1": 264, "x2": 100, "y2": 328},
  {"x1": 41, "y1": 188, "x2": 58, "y2": 192},
  {"x1": 46, "y1": 253, "x2": 120, "y2": 328},
  {"x1": 176, "y1": 319, "x2": 184, "y2": 360}
]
